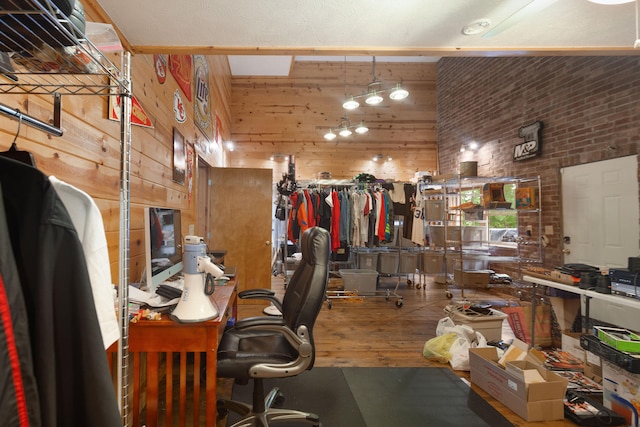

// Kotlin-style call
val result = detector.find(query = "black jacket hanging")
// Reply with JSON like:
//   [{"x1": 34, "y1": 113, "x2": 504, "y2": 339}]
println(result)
[{"x1": 0, "y1": 157, "x2": 121, "y2": 427}]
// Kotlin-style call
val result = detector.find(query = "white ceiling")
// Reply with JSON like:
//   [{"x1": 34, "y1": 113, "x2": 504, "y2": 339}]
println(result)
[{"x1": 94, "y1": 0, "x2": 640, "y2": 75}]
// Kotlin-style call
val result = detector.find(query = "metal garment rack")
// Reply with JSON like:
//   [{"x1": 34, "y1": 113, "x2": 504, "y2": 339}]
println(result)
[{"x1": 0, "y1": 1, "x2": 133, "y2": 424}]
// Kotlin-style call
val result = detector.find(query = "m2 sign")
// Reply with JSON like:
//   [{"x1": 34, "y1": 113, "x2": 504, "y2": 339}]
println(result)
[{"x1": 514, "y1": 121, "x2": 543, "y2": 161}]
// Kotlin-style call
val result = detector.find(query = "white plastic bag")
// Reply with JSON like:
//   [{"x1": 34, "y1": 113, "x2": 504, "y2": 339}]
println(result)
[{"x1": 449, "y1": 331, "x2": 488, "y2": 371}]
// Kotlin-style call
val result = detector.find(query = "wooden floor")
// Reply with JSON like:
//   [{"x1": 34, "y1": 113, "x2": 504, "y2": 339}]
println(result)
[{"x1": 216, "y1": 272, "x2": 580, "y2": 427}]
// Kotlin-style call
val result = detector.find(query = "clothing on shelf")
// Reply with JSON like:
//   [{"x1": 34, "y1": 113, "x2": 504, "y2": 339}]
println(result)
[{"x1": 0, "y1": 157, "x2": 121, "y2": 427}]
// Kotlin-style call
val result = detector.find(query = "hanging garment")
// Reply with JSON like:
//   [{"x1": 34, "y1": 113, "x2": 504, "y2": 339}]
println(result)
[
  {"x1": 49, "y1": 176, "x2": 120, "y2": 349},
  {"x1": 0, "y1": 157, "x2": 121, "y2": 427},
  {"x1": 338, "y1": 190, "x2": 351, "y2": 245},
  {"x1": 0, "y1": 182, "x2": 41, "y2": 427},
  {"x1": 411, "y1": 186, "x2": 426, "y2": 245},
  {"x1": 330, "y1": 190, "x2": 340, "y2": 252}
]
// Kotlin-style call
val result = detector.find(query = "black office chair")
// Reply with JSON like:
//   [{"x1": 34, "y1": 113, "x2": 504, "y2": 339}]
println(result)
[{"x1": 216, "y1": 226, "x2": 330, "y2": 427}]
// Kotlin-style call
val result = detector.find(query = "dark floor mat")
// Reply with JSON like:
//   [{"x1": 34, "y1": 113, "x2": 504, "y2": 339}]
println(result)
[{"x1": 229, "y1": 367, "x2": 513, "y2": 427}]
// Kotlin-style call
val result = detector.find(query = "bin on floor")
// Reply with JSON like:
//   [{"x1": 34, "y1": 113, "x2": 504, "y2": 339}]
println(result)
[
  {"x1": 340, "y1": 269, "x2": 379, "y2": 293},
  {"x1": 357, "y1": 250, "x2": 379, "y2": 270},
  {"x1": 445, "y1": 304, "x2": 507, "y2": 342},
  {"x1": 399, "y1": 250, "x2": 419, "y2": 274},
  {"x1": 422, "y1": 252, "x2": 445, "y2": 274},
  {"x1": 377, "y1": 251, "x2": 399, "y2": 274}
]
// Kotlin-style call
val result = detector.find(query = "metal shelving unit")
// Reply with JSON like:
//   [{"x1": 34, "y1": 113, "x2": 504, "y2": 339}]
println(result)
[
  {"x1": 0, "y1": 1, "x2": 132, "y2": 423},
  {"x1": 423, "y1": 175, "x2": 542, "y2": 298}
]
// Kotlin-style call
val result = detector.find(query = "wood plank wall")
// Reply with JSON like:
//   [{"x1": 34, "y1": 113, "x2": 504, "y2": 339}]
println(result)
[
  {"x1": 0, "y1": 8, "x2": 233, "y2": 285},
  {"x1": 227, "y1": 60, "x2": 439, "y2": 182}
]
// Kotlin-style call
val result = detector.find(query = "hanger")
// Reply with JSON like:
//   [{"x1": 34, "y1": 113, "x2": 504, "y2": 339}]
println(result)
[{"x1": 0, "y1": 111, "x2": 36, "y2": 167}]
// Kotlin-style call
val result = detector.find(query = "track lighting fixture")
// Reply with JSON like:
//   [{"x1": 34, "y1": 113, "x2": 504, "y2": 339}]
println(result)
[
  {"x1": 324, "y1": 117, "x2": 368, "y2": 140},
  {"x1": 342, "y1": 57, "x2": 409, "y2": 110}
]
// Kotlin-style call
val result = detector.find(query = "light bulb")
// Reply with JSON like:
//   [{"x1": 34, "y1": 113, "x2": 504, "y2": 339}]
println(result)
[
  {"x1": 365, "y1": 90, "x2": 383, "y2": 105},
  {"x1": 355, "y1": 122, "x2": 368, "y2": 134},
  {"x1": 343, "y1": 97, "x2": 360, "y2": 110},
  {"x1": 389, "y1": 84, "x2": 409, "y2": 100},
  {"x1": 324, "y1": 130, "x2": 336, "y2": 140},
  {"x1": 339, "y1": 127, "x2": 352, "y2": 137}
]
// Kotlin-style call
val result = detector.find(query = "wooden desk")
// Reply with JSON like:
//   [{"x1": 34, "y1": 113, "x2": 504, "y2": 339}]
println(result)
[{"x1": 109, "y1": 283, "x2": 237, "y2": 427}]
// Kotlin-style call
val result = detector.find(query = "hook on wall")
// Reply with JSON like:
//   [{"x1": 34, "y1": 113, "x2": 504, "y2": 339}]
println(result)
[{"x1": 12, "y1": 109, "x2": 23, "y2": 145}]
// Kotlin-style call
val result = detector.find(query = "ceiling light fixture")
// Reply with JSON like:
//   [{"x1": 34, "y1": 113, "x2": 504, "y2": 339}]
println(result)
[
  {"x1": 324, "y1": 116, "x2": 368, "y2": 140},
  {"x1": 342, "y1": 57, "x2": 409, "y2": 110},
  {"x1": 461, "y1": 19, "x2": 491, "y2": 36},
  {"x1": 587, "y1": 0, "x2": 633, "y2": 4}
]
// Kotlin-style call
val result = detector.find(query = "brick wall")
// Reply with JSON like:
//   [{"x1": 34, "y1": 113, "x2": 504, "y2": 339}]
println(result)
[{"x1": 437, "y1": 56, "x2": 640, "y2": 270}]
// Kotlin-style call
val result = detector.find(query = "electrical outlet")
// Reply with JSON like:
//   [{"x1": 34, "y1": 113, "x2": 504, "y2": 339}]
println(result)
[{"x1": 545, "y1": 225, "x2": 554, "y2": 235}]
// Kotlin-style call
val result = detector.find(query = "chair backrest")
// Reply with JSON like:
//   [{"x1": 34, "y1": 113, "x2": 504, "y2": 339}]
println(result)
[{"x1": 280, "y1": 227, "x2": 330, "y2": 366}]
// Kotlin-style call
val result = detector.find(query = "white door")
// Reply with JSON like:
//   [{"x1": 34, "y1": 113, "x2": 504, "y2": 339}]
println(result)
[{"x1": 561, "y1": 155, "x2": 639, "y2": 269}]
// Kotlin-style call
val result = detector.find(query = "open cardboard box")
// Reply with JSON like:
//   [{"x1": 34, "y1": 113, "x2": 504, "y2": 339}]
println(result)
[{"x1": 469, "y1": 340, "x2": 568, "y2": 422}]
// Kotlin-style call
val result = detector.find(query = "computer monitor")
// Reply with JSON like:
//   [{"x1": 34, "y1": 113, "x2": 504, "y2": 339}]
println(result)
[{"x1": 144, "y1": 207, "x2": 183, "y2": 292}]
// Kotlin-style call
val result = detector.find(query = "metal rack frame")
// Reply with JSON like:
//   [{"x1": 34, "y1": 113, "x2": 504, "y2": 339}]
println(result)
[{"x1": 1, "y1": 1, "x2": 132, "y2": 424}]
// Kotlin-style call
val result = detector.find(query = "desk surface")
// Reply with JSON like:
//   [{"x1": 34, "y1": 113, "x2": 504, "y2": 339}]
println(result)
[{"x1": 523, "y1": 275, "x2": 640, "y2": 309}]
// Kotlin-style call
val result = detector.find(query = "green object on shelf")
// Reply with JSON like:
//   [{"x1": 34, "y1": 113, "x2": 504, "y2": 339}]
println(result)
[{"x1": 594, "y1": 326, "x2": 640, "y2": 353}]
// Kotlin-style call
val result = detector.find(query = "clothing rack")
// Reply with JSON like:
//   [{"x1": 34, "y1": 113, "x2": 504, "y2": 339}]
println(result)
[{"x1": 0, "y1": 100, "x2": 63, "y2": 136}]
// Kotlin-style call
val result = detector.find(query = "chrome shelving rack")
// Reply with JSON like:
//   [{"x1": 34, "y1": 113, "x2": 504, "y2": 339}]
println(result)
[{"x1": 0, "y1": 1, "x2": 132, "y2": 424}]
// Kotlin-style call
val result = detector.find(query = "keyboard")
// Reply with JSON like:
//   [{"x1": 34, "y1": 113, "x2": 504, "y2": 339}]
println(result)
[{"x1": 156, "y1": 284, "x2": 182, "y2": 300}]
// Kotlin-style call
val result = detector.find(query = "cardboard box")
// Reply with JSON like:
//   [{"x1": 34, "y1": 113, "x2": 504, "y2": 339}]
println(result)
[
  {"x1": 602, "y1": 359, "x2": 640, "y2": 427},
  {"x1": 469, "y1": 347, "x2": 568, "y2": 422},
  {"x1": 454, "y1": 269, "x2": 491, "y2": 287},
  {"x1": 515, "y1": 187, "x2": 537, "y2": 209},
  {"x1": 482, "y1": 183, "x2": 505, "y2": 208}
]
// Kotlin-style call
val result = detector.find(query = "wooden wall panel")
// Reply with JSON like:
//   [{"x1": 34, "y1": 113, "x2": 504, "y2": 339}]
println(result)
[{"x1": 228, "y1": 60, "x2": 439, "y2": 182}]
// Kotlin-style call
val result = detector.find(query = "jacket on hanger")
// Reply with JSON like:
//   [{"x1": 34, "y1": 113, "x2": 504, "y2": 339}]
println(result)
[{"x1": 0, "y1": 157, "x2": 121, "y2": 427}]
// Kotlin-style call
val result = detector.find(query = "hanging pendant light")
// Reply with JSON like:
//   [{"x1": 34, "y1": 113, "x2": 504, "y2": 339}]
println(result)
[
  {"x1": 389, "y1": 83, "x2": 409, "y2": 100},
  {"x1": 341, "y1": 56, "x2": 409, "y2": 110},
  {"x1": 365, "y1": 89, "x2": 384, "y2": 105},
  {"x1": 339, "y1": 126, "x2": 352, "y2": 137},
  {"x1": 343, "y1": 96, "x2": 360, "y2": 110},
  {"x1": 355, "y1": 121, "x2": 368, "y2": 134},
  {"x1": 324, "y1": 129, "x2": 337, "y2": 140}
]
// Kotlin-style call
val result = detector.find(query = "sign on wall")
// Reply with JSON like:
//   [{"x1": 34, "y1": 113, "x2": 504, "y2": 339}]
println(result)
[
  {"x1": 514, "y1": 120, "x2": 543, "y2": 161},
  {"x1": 193, "y1": 55, "x2": 213, "y2": 140}
]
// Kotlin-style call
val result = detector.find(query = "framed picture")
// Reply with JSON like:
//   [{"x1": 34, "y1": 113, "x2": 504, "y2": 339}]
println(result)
[{"x1": 173, "y1": 128, "x2": 186, "y2": 185}]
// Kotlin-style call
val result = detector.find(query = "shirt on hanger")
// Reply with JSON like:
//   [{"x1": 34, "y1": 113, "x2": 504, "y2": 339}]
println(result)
[{"x1": 49, "y1": 176, "x2": 120, "y2": 349}]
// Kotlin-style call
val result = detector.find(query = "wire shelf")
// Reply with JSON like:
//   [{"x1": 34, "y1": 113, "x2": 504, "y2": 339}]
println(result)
[{"x1": 0, "y1": 0, "x2": 126, "y2": 96}]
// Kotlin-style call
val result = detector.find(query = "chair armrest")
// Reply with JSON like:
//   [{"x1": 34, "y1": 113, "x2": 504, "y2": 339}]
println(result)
[
  {"x1": 233, "y1": 316, "x2": 286, "y2": 330},
  {"x1": 238, "y1": 289, "x2": 283, "y2": 312}
]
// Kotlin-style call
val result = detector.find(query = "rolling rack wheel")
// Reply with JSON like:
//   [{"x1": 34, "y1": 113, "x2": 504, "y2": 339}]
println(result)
[
  {"x1": 445, "y1": 290, "x2": 453, "y2": 299},
  {"x1": 396, "y1": 299, "x2": 404, "y2": 308},
  {"x1": 326, "y1": 299, "x2": 332, "y2": 309}
]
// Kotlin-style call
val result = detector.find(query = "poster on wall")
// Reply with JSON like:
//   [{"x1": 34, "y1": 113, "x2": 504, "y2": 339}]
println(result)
[
  {"x1": 154, "y1": 54, "x2": 167, "y2": 84},
  {"x1": 168, "y1": 54, "x2": 193, "y2": 102},
  {"x1": 173, "y1": 127, "x2": 186, "y2": 185},
  {"x1": 173, "y1": 89, "x2": 187, "y2": 123},
  {"x1": 108, "y1": 84, "x2": 154, "y2": 128},
  {"x1": 193, "y1": 55, "x2": 213, "y2": 140},
  {"x1": 513, "y1": 120, "x2": 543, "y2": 161},
  {"x1": 186, "y1": 142, "x2": 194, "y2": 205}
]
